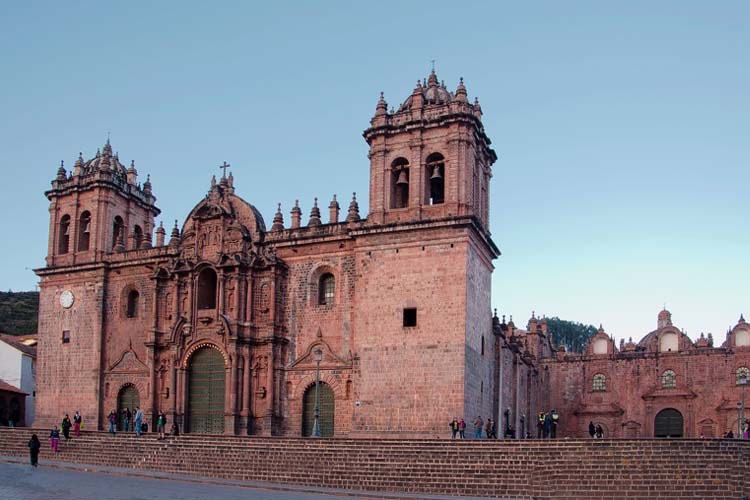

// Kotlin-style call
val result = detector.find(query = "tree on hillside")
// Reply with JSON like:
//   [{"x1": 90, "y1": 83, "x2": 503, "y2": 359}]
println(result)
[
  {"x1": 542, "y1": 317, "x2": 599, "y2": 353},
  {"x1": 0, "y1": 291, "x2": 39, "y2": 335}
]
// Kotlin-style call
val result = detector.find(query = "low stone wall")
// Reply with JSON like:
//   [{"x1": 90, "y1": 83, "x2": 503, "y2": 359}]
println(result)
[{"x1": 0, "y1": 429, "x2": 747, "y2": 499}]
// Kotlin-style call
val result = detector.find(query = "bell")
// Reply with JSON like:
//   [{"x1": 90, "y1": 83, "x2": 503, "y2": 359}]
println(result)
[
  {"x1": 63, "y1": 225, "x2": 70, "y2": 236},
  {"x1": 396, "y1": 170, "x2": 408, "y2": 186},
  {"x1": 430, "y1": 165, "x2": 443, "y2": 180},
  {"x1": 83, "y1": 221, "x2": 90, "y2": 234}
]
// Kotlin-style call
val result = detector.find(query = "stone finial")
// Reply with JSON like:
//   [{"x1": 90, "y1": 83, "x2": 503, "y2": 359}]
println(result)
[
  {"x1": 227, "y1": 172, "x2": 234, "y2": 191},
  {"x1": 271, "y1": 203, "x2": 285, "y2": 231},
  {"x1": 473, "y1": 96, "x2": 483, "y2": 118},
  {"x1": 155, "y1": 221, "x2": 166, "y2": 246},
  {"x1": 740, "y1": 314, "x2": 746, "y2": 324},
  {"x1": 290, "y1": 199, "x2": 302, "y2": 229},
  {"x1": 73, "y1": 152, "x2": 84, "y2": 176},
  {"x1": 102, "y1": 138, "x2": 113, "y2": 156},
  {"x1": 127, "y1": 160, "x2": 137, "y2": 185},
  {"x1": 455, "y1": 77, "x2": 468, "y2": 103},
  {"x1": 328, "y1": 194, "x2": 340, "y2": 224},
  {"x1": 56, "y1": 160, "x2": 66, "y2": 180},
  {"x1": 375, "y1": 92, "x2": 387, "y2": 116},
  {"x1": 346, "y1": 192, "x2": 361, "y2": 222},
  {"x1": 143, "y1": 174, "x2": 152, "y2": 194},
  {"x1": 168, "y1": 220, "x2": 181, "y2": 246},
  {"x1": 211, "y1": 175, "x2": 217, "y2": 188},
  {"x1": 308, "y1": 198, "x2": 322, "y2": 227}
]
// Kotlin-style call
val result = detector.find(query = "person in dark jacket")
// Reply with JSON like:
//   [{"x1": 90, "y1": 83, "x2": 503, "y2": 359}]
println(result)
[
  {"x1": 28, "y1": 433, "x2": 41, "y2": 466},
  {"x1": 49, "y1": 426, "x2": 60, "y2": 453},
  {"x1": 61, "y1": 414, "x2": 72, "y2": 440},
  {"x1": 589, "y1": 421, "x2": 596, "y2": 438}
]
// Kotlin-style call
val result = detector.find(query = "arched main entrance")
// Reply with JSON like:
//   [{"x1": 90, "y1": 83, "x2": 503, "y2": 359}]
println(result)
[
  {"x1": 654, "y1": 408, "x2": 683, "y2": 437},
  {"x1": 117, "y1": 385, "x2": 140, "y2": 431},
  {"x1": 187, "y1": 347, "x2": 225, "y2": 434},
  {"x1": 302, "y1": 382, "x2": 334, "y2": 437}
]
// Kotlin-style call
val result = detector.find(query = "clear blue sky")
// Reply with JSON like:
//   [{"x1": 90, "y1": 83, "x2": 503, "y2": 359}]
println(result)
[{"x1": 1, "y1": 1, "x2": 748, "y2": 344}]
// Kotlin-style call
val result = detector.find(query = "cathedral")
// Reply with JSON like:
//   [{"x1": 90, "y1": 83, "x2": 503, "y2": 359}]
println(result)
[
  {"x1": 34, "y1": 71, "x2": 502, "y2": 436},
  {"x1": 35, "y1": 70, "x2": 749, "y2": 439}
]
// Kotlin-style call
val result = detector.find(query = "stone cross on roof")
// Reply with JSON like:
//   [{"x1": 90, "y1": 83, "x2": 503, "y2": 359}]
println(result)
[{"x1": 220, "y1": 161, "x2": 230, "y2": 179}]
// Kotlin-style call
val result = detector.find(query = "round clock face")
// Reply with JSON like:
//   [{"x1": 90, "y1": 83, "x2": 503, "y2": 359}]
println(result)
[{"x1": 60, "y1": 290, "x2": 75, "y2": 309}]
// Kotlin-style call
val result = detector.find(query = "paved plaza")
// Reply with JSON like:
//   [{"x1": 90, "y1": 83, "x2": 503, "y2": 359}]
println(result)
[{"x1": 0, "y1": 458, "x2": 511, "y2": 500}]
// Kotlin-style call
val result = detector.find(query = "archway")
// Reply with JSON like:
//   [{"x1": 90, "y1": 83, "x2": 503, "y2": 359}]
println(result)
[
  {"x1": 302, "y1": 382, "x2": 334, "y2": 437},
  {"x1": 117, "y1": 385, "x2": 140, "y2": 431},
  {"x1": 187, "y1": 347, "x2": 225, "y2": 434},
  {"x1": 654, "y1": 408, "x2": 683, "y2": 437}
]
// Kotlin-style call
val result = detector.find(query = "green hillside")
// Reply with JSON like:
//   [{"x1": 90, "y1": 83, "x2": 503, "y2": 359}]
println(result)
[{"x1": 0, "y1": 291, "x2": 39, "y2": 335}]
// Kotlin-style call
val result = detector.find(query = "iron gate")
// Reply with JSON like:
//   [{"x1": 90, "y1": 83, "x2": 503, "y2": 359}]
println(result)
[
  {"x1": 654, "y1": 408, "x2": 683, "y2": 437},
  {"x1": 117, "y1": 385, "x2": 139, "y2": 431},
  {"x1": 188, "y1": 347, "x2": 226, "y2": 434},
  {"x1": 302, "y1": 383, "x2": 334, "y2": 437}
]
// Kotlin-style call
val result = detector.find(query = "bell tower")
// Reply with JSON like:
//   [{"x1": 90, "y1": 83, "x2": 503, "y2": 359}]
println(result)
[
  {"x1": 44, "y1": 140, "x2": 160, "y2": 267},
  {"x1": 363, "y1": 70, "x2": 496, "y2": 229}
]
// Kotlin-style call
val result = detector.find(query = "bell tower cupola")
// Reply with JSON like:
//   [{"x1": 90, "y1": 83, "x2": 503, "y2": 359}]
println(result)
[
  {"x1": 363, "y1": 71, "x2": 496, "y2": 230},
  {"x1": 44, "y1": 139, "x2": 160, "y2": 266}
]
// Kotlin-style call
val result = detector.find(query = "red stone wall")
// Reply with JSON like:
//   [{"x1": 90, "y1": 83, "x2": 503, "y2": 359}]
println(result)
[
  {"x1": 546, "y1": 342, "x2": 750, "y2": 439},
  {"x1": 36, "y1": 270, "x2": 106, "y2": 428}
]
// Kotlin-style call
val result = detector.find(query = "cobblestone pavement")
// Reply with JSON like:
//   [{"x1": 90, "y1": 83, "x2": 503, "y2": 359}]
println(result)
[
  {"x1": 0, "y1": 461, "x2": 374, "y2": 500},
  {"x1": 0, "y1": 460, "x2": 513, "y2": 500}
]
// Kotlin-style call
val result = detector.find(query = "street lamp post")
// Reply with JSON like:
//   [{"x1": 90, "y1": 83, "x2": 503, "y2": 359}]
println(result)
[
  {"x1": 312, "y1": 348, "x2": 323, "y2": 437},
  {"x1": 739, "y1": 373, "x2": 748, "y2": 439}
]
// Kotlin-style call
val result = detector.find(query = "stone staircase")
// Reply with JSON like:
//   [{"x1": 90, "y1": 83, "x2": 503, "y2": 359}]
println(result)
[{"x1": 0, "y1": 429, "x2": 748, "y2": 499}]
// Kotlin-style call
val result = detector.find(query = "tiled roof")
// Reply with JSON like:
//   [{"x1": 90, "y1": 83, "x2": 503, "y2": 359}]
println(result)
[
  {"x1": 0, "y1": 333, "x2": 37, "y2": 357},
  {"x1": 0, "y1": 379, "x2": 27, "y2": 395}
]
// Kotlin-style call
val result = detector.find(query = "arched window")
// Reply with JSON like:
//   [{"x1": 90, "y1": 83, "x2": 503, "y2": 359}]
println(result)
[
  {"x1": 426, "y1": 153, "x2": 445, "y2": 205},
  {"x1": 318, "y1": 273, "x2": 335, "y2": 305},
  {"x1": 736, "y1": 366, "x2": 750, "y2": 385},
  {"x1": 390, "y1": 158, "x2": 409, "y2": 209},
  {"x1": 592, "y1": 373, "x2": 606, "y2": 392},
  {"x1": 58, "y1": 215, "x2": 71, "y2": 254},
  {"x1": 661, "y1": 369, "x2": 676, "y2": 388},
  {"x1": 112, "y1": 216, "x2": 124, "y2": 249},
  {"x1": 78, "y1": 211, "x2": 91, "y2": 251},
  {"x1": 126, "y1": 290, "x2": 139, "y2": 318},
  {"x1": 197, "y1": 268, "x2": 217, "y2": 310},
  {"x1": 133, "y1": 225, "x2": 143, "y2": 249}
]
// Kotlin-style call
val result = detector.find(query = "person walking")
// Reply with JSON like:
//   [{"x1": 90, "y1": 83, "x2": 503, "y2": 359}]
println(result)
[
  {"x1": 134, "y1": 407, "x2": 143, "y2": 437},
  {"x1": 595, "y1": 424, "x2": 604, "y2": 438},
  {"x1": 49, "y1": 426, "x2": 60, "y2": 453},
  {"x1": 28, "y1": 433, "x2": 41, "y2": 466},
  {"x1": 61, "y1": 414, "x2": 72, "y2": 440},
  {"x1": 157, "y1": 411, "x2": 167, "y2": 440},
  {"x1": 449, "y1": 417, "x2": 459, "y2": 439},
  {"x1": 473, "y1": 416, "x2": 484, "y2": 439},
  {"x1": 588, "y1": 420, "x2": 596, "y2": 438},
  {"x1": 73, "y1": 411, "x2": 82, "y2": 437},
  {"x1": 458, "y1": 418, "x2": 466, "y2": 439},
  {"x1": 107, "y1": 410, "x2": 117, "y2": 435}
]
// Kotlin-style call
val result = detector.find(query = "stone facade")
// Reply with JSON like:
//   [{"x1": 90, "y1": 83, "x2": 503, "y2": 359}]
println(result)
[
  {"x1": 543, "y1": 309, "x2": 750, "y2": 438},
  {"x1": 34, "y1": 71, "x2": 525, "y2": 436}
]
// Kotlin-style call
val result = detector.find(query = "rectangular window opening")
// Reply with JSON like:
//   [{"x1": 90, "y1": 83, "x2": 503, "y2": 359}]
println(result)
[
  {"x1": 62, "y1": 330, "x2": 71, "y2": 344},
  {"x1": 403, "y1": 308, "x2": 417, "y2": 328}
]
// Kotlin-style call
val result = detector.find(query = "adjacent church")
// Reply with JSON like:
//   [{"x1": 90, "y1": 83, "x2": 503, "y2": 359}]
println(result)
[{"x1": 35, "y1": 71, "x2": 503, "y2": 436}]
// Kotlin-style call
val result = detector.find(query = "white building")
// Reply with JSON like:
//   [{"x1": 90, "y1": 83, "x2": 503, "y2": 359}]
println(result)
[{"x1": 0, "y1": 334, "x2": 36, "y2": 426}]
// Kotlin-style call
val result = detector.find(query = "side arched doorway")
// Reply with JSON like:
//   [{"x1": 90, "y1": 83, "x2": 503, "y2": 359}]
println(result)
[
  {"x1": 654, "y1": 408, "x2": 683, "y2": 437},
  {"x1": 187, "y1": 347, "x2": 226, "y2": 434},
  {"x1": 117, "y1": 385, "x2": 140, "y2": 431},
  {"x1": 302, "y1": 382, "x2": 334, "y2": 437}
]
